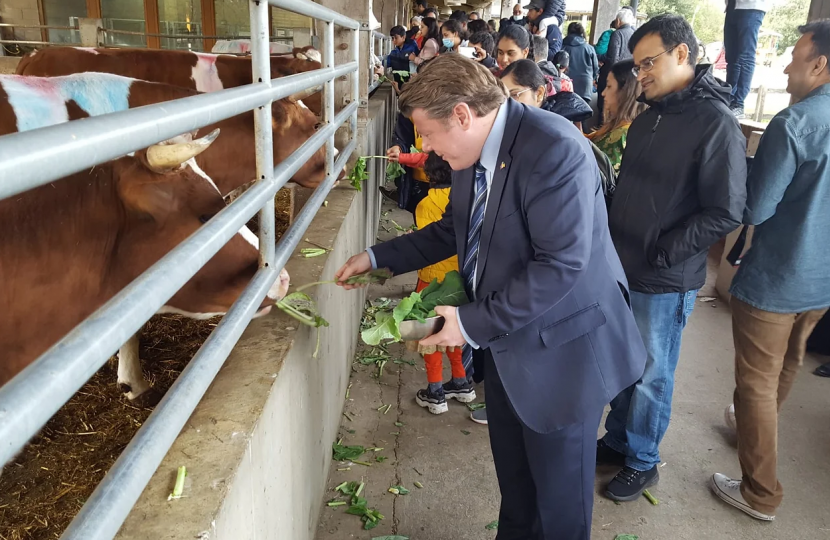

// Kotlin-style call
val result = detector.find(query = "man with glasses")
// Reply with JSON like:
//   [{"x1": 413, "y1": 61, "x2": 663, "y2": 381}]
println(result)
[{"x1": 598, "y1": 14, "x2": 747, "y2": 502}]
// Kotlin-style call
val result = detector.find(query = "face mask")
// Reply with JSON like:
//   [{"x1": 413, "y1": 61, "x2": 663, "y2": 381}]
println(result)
[
  {"x1": 513, "y1": 15, "x2": 523, "y2": 20},
  {"x1": 443, "y1": 38, "x2": 455, "y2": 49}
]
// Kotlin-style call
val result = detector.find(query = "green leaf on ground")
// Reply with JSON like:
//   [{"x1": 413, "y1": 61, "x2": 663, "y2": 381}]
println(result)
[
  {"x1": 613, "y1": 535, "x2": 639, "y2": 540},
  {"x1": 467, "y1": 403, "x2": 486, "y2": 411},
  {"x1": 372, "y1": 536, "x2": 409, "y2": 540},
  {"x1": 332, "y1": 443, "x2": 365, "y2": 462},
  {"x1": 485, "y1": 520, "x2": 499, "y2": 530},
  {"x1": 388, "y1": 485, "x2": 410, "y2": 495},
  {"x1": 461, "y1": 430, "x2": 471, "y2": 435}
]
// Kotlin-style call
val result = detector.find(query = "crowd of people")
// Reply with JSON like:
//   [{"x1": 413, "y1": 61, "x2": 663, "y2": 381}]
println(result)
[{"x1": 360, "y1": 5, "x2": 830, "y2": 538}]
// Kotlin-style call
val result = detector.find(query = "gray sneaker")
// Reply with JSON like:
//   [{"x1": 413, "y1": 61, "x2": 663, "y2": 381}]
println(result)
[{"x1": 470, "y1": 407, "x2": 488, "y2": 425}]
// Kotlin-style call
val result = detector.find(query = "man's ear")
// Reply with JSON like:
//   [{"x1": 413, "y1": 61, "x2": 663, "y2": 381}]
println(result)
[
  {"x1": 676, "y1": 43, "x2": 691, "y2": 66},
  {"x1": 453, "y1": 102, "x2": 474, "y2": 130},
  {"x1": 811, "y1": 54, "x2": 829, "y2": 77}
]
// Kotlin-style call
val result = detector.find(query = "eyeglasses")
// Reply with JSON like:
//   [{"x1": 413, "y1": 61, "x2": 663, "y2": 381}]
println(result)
[
  {"x1": 509, "y1": 88, "x2": 531, "y2": 99},
  {"x1": 631, "y1": 45, "x2": 678, "y2": 76}
]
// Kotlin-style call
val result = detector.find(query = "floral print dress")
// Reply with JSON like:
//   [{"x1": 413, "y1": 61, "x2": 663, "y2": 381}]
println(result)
[{"x1": 590, "y1": 123, "x2": 630, "y2": 173}]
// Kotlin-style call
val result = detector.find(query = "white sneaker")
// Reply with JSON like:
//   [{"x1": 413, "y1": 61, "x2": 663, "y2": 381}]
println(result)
[
  {"x1": 710, "y1": 473, "x2": 775, "y2": 521},
  {"x1": 725, "y1": 404, "x2": 736, "y2": 431}
]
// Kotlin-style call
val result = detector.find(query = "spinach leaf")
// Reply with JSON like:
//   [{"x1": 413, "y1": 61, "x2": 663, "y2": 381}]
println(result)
[
  {"x1": 348, "y1": 157, "x2": 368, "y2": 191},
  {"x1": 385, "y1": 160, "x2": 406, "y2": 182},
  {"x1": 393, "y1": 292, "x2": 420, "y2": 323},
  {"x1": 418, "y1": 271, "x2": 468, "y2": 311},
  {"x1": 361, "y1": 312, "x2": 401, "y2": 346},
  {"x1": 332, "y1": 442, "x2": 365, "y2": 461}
]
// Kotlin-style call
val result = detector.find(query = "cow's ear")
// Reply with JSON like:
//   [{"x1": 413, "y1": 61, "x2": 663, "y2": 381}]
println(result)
[{"x1": 117, "y1": 171, "x2": 177, "y2": 222}]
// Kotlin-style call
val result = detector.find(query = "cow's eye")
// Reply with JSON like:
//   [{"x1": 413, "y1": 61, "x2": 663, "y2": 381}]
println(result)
[{"x1": 314, "y1": 122, "x2": 323, "y2": 131}]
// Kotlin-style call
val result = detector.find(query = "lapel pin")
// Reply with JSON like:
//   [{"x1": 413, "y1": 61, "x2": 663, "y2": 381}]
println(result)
[{"x1": 500, "y1": 162, "x2": 506, "y2": 169}]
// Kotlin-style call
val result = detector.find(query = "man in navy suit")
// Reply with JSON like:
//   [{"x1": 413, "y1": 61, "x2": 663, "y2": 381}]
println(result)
[{"x1": 335, "y1": 54, "x2": 646, "y2": 539}]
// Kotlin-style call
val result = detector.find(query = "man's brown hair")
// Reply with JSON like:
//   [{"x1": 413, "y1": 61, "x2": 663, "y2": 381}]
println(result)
[{"x1": 399, "y1": 55, "x2": 507, "y2": 120}]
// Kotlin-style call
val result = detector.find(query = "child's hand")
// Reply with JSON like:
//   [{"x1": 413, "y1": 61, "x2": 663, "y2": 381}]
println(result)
[
  {"x1": 409, "y1": 53, "x2": 417, "y2": 62},
  {"x1": 386, "y1": 146, "x2": 402, "y2": 162}
]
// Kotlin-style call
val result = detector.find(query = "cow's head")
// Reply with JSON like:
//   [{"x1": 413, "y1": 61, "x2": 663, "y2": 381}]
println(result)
[
  {"x1": 119, "y1": 130, "x2": 289, "y2": 317},
  {"x1": 270, "y1": 98, "x2": 344, "y2": 189}
]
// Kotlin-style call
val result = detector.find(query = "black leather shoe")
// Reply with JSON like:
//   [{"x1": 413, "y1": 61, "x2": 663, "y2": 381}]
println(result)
[
  {"x1": 379, "y1": 186, "x2": 399, "y2": 204},
  {"x1": 815, "y1": 361, "x2": 830, "y2": 377},
  {"x1": 596, "y1": 439, "x2": 626, "y2": 467},
  {"x1": 606, "y1": 465, "x2": 659, "y2": 502}
]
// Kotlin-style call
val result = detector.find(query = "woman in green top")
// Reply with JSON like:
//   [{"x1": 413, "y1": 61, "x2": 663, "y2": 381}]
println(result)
[{"x1": 588, "y1": 59, "x2": 646, "y2": 172}]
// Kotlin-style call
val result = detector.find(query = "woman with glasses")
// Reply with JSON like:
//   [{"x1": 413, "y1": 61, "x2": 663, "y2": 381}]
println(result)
[
  {"x1": 588, "y1": 59, "x2": 647, "y2": 173},
  {"x1": 499, "y1": 59, "x2": 592, "y2": 126}
]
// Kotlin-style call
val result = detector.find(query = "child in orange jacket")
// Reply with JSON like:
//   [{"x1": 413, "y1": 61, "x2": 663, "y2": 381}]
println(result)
[{"x1": 411, "y1": 153, "x2": 475, "y2": 414}]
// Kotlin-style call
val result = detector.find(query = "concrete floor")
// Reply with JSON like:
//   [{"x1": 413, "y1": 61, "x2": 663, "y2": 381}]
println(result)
[{"x1": 315, "y1": 203, "x2": 830, "y2": 540}]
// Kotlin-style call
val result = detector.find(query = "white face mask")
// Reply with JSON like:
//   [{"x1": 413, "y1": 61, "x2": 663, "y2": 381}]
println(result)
[{"x1": 513, "y1": 14, "x2": 523, "y2": 20}]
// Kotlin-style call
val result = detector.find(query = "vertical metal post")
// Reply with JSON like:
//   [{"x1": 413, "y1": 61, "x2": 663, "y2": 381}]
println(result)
[
  {"x1": 250, "y1": 0, "x2": 276, "y2": 268},
  {"x1": 323, "y1": 21, "x2": 336, "y2": 180},
  {"x1": 350, "y1": 26, "x2": 359, "y2": 136}
]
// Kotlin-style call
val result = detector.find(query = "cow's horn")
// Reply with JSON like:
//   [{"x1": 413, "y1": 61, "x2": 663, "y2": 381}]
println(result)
[
  {"x1": 146, "y1": 129, "x2": 220, "y2": 172},
  {"x1": 289, "y1": 85, "x2": 322, "y2": 102}
]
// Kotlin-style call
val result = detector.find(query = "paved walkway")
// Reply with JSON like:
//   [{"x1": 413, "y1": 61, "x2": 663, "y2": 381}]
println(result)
[{"x1": 315, "y1": 204, "x2": 830, "y2": 540}]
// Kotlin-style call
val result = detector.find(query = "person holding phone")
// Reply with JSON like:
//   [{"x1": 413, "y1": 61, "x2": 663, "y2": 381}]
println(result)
[{"x1": 469, "y1": 31, "x2": 497, "y2": 69}]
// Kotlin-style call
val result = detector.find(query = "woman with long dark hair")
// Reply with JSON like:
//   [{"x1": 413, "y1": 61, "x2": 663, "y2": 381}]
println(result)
[
  {"x1": 588, "y1": 59, "x2": 646, "y2": 172},
  {"x1": 500, "y1": 59, "x2": 592, "y2": 123},
  {"x1": 495, "y1": 25, "x2": 534, "y2": 74},
  {"x1": 410, "y1": 17, "x2": 441, "y2": 68},
  {"x1": 440, "y1": 19, "x2": 466, "y2": 52}
]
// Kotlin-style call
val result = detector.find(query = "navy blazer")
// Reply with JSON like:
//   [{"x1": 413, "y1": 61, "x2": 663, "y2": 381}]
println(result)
[{"x1": 373, "y1": 99, "x2": 646, "y2": 433}]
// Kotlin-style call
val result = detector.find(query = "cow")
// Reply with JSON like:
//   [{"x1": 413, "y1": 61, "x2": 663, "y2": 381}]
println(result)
[
  {"x1": 0, "y1": 130, "x2": 290, "y2": 405},
  {"x1": 0, "y1": 73, "x2": 336, "y2": 193},
  {"x1": 17, "y1": 47, "x2": 325, "y2": 115}
]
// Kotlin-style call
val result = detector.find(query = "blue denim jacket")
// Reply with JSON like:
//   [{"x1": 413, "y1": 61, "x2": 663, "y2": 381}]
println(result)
[{"x1": 730, "y1": 83, "x2": 830, "y2": 313}]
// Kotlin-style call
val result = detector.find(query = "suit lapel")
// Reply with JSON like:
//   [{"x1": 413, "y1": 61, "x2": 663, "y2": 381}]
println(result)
[{"x1": 475, "y1": 100, "x2": 524, "y2": 288}]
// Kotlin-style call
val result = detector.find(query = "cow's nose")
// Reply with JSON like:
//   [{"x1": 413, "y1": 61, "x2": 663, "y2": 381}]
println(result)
[{"x1": 267, "y1": 267, "x2": 290, "y2": 301}]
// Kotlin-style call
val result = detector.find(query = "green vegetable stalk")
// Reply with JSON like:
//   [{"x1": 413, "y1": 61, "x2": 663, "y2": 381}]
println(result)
[
  {"x1": 167, "y1": 465, "x2": 186, "y2": 501},
  {"x1": 347, "y1": 156, "x2": 407, "y2": 191}
]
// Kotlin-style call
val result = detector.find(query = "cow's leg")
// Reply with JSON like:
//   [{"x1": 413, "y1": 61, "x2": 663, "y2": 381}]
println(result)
[{"x1": 117, "y1": 333, "x2": 161, "y2": 406}]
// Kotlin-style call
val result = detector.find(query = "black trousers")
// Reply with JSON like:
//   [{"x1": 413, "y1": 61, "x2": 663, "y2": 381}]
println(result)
[{"x1": 485, "y1": 352, "x2": 601, "y2": 540}]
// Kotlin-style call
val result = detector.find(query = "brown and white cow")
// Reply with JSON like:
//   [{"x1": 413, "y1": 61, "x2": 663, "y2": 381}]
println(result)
[
  {"x1": 0, "y1": 131, "x2": 290, "y2": 401},
  {"x1": 17, "y1": 47, "x2": 325, "y2": 115},
  {"x1": 0, "y1": 73, "x2": 336, "y2": 193}
]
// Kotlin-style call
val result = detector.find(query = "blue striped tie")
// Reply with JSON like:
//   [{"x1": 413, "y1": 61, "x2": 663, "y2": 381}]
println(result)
[{"x1": 461, "y1": 162, "x2": 488, "y2": 377}]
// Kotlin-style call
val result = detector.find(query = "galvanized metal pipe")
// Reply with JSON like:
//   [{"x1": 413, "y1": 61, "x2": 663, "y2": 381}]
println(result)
[
  {"x1": 250, "y1": 0, "x2": 277, "y2": 268},
  {"x1": 58, "y1": 267, "x2": 278, "y2": 540},
  {"x1": 0, "y1": 63, "x2": 356, "y2": 201},
  {"x1": 57, "y1": 131, "x2": 356, "y2": 540},
  {"x1": 323, "y1": 21, "x2": 336, "y2": 186},
  {"x1": 0, "y1": 103, "x2": 357, "y2": 467}
]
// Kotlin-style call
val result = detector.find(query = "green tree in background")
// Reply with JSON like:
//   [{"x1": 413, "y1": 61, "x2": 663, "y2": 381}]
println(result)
[
  {"x1": 635, "y1": 0, "x2": 725, "y2": 44},
  {"x1": 765, "y1": 0, "x2": 810, "y2": 49}
]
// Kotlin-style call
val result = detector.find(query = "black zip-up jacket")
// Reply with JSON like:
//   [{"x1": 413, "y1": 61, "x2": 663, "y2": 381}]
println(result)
[{"x1": 608, "y1": 65, "x2": 747, "y2": 294}]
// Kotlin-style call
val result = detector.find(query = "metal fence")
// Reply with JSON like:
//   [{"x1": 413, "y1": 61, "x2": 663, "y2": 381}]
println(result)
[
  {"x1": 367, "y1": 29, "x2": 391, "y2": 93},
  {"x1": 0, "y1": 0, "x2": 359, "y2": 539}
]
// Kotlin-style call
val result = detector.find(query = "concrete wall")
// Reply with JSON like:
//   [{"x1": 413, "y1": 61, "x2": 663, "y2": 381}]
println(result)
[
  {"x1": 116, "y1": 89, "x2": 394, "y2": 540},
  {"x1": 0, "y1": 0, "x2": 41, "y2": 42},
  {"x1": 0, "y1": 57, "x2": 21, "y2": 73}
]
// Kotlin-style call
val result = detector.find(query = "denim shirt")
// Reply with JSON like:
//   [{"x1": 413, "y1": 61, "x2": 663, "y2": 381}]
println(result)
[{"x1": 730, "y1": 83, "x2": 830, "y2": 313}]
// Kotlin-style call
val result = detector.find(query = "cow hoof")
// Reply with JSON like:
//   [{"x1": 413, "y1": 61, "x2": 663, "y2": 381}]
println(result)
[{"x1": 128, "y1": 388, "x2": 164, "y2": 408}]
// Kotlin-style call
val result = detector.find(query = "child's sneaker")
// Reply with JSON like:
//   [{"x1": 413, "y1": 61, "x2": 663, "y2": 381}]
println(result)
[
  {"x1": 415, "y1": 387, "x2": 448, "y2": 414},
  {"x1": 442, "y1": 379, "x2": 477, "y2": 403}
]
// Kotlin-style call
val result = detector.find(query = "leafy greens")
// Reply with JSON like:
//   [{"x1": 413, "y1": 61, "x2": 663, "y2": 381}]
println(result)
[{"x1": 361, "y1": 271, "x2": 468, "y2": 346}]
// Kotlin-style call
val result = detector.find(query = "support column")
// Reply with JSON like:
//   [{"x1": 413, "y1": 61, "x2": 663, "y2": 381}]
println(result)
[
  {"x1": 144, "y1": 0, "x2": 161, "y2": 48},
  {"x1": 590, "y1": 0, "x2": 620, "y2": 44},
  {"x1": 809, "y1": 0, "x2": 830, "y2": 20}
]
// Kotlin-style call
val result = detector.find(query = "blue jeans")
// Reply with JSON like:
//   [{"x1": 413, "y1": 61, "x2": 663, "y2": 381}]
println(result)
[
  {"x1": 724, "y1": 8, "x2": 765, "y2": 108},
  {"x1": 602, "y1": 289, "x2": 698, "y2": 471}
]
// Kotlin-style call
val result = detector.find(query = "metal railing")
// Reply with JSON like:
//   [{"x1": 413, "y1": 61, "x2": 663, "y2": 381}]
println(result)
[
  {"x1": 0, "y1": 1, "x2": 359, "y2": 539},
  {"x1": 0, "y1": 22, "x2": 82, "y2": 49},
  {"x1": 367, "y1": 29, "x2": 391, "y2": 93}
]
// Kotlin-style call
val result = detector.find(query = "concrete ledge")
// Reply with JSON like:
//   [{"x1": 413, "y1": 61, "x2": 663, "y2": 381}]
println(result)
[
  {"x1": 0, "y1": 57, "x2": 21, "y2": 74},
  {"x1": 116, "y1": 91, "x2": 393, "y2": 540}
]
